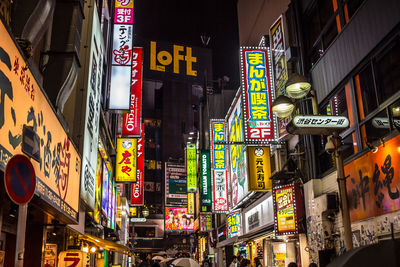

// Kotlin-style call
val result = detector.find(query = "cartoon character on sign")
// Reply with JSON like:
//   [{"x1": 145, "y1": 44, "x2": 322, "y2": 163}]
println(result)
[
  {"x1": 116, "y1": 0, "x2": 131, "y2": 6},
  {"x1": 113, "y1": 45, "x2": 132, "y2": 65}
]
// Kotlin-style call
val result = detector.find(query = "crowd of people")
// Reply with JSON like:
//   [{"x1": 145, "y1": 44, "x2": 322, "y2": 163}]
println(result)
[{"x1": 228, "y1": 255, "x2": 262, "y2": 267}]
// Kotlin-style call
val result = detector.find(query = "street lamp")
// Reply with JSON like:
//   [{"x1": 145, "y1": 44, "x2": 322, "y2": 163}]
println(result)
[{"x1": 271, "y1": 74, "x2": 354, "y2": 251}]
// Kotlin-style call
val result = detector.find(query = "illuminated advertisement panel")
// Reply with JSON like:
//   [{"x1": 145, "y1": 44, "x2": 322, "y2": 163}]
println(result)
[
  {"x1": 200, "y1": 151, "x2": 212, "y2": 212},
  {"x1": 0, "y1": 16, "x2": 81, "y2": 222},
  {"x1": 122, "y1": 47, "x2": 143, "y2": 136},
  {"x1": 79, "y1": 5, "x2": 104, "y2": 211},
  {"x1": 165, "y1": 207, "x2": 194, "y2": 231},
  {"x1": 109, "y1": 0, "x2": 134, "y2": 110},
  {"x1": 116, "y1": 138, "x2": 137, "y2": 182},
  {"x1": 247, "y1": 146, "x2": 272, "y2": 191},
  {"x1": 131, "y1": 123, "x2": 144, "y2": 205},
  {"x1": 226, "y1": 90, "x2": 248, "y2": 208},
  {"x1": 188, "y1": 193, "x2": 195, "y2": 215},
  {"x1": 101, "y1": 161, "x2": 109, "y2": 217},
  {"x1": 227, "y1": 211, "x2": 241, "y2": 238},
  {"x1": 240, "y1": 47, "x2": 277, "y2": 142},
  {"x1": 94, "y1": 152, "x2": 102, "y2": 223},
  {"x1": 165, "y1": 162, "x2": 187, "y2": 206},
  {"x1": 199, "y1": 213, "x2": 213, "y2": 232},
  {"x1": 273, "y1": 183, "x2": 301, "y2": 235},
  {"x1": 210, "y1": 120, "x2": 229, "y2": 212},
  {"x1": 270, "y1": 15, "x2": 288, "y2": 96},
  {"x1": 186, "y1": 143, "x2": 197, "y2": 192}
]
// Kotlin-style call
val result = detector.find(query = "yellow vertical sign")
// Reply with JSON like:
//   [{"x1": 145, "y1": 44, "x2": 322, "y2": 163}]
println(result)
[
  {"x1": 247, "y1": 146, "x2": 272, "y2": 191},
  {"x1": 116, "y1": 138, "x2": 137, "y2": 182},
  {"x1": 188, "y1": 192, "x2": 195, "y2": 214}
]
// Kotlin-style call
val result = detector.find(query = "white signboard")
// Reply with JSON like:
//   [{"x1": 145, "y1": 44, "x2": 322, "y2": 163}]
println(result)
[
  {"x1": 79, "y1": 6, "x2": 104, "y2": 210},
  {"x1": 244, "y1": 195, "x2": 274, "y2": 234},
  {"x1": 293, "y1": 115, "x2": 349, "y2": 128}
]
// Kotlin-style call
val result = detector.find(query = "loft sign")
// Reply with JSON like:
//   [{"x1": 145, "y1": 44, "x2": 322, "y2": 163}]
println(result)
[{"x1": 150, "y1": 41, "x2": 197, "y2": 77}]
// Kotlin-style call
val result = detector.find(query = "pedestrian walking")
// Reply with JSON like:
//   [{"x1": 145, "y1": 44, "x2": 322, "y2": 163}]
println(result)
[
  {"x1": 239, "y1": 258, "x2": 251, "y2": 267},
  {"x1": 254, "y1": 257, "x2": 263, "y2": 267},
  {"x1": 202, "y1": 255, "x2": 211, "y2": 267},
  {"x1": 229, "y1": 256, "x2": 238, "y2": 267}
]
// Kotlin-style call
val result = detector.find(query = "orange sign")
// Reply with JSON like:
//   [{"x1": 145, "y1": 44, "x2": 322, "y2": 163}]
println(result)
[
  {"x1": 345, "y1": 135, "x2": 400, "y2": 222},
  {"x1": 0, "y1": 19, "x2": 81, "y2": 221}
]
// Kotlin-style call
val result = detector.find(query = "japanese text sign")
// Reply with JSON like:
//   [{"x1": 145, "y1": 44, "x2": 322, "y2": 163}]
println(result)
[
  {"x1": 165, "y1": 207, "x2": 194, "y2": 231},
  {"x1": 0, "y1": 18, "x2": 80, "y2": 222},
  {"x1": 227, "y1": 211, "x2": 241, "y2": 238},
  {"x1": 226, "y1": 90, "x2": 248, "y2": 208},
  {"x1": 57, "y1": 250, "x2": 89, "y2": 267},
  {"x1": 273, "y1": 183, "x2": 301, "y2": 235},
  {"x1": 109, "y1": 0, "x2": 135, "y2": 110},
  {"x1": 240, "y1": 47, "x2": 276, "y2": 142},
  {"x1": 165, "y1": 162, "x2": 187, "y2": 206},
  {"x1": 188, "y1": 192, "x2": 195, "y2": 215},
  {"x1": 247, "y1": 146, "x2": 272, "y2": 191},
  {"x1": 200, "y1": 213, "x2": 213, "y2": 232},
  {"x1": 122, "y1": 47, "x2": 143, "y2": 137},
  {"x1": 210, "y1": 120, "x2": 229, "y2": 212},
  {"x1": 131, "y1": 123, "x2": 144, "y2": 205},
  {"x1": 287, "y1": 115, "x2": 350, "y2": 135},
  {"x1": 116, "y1": 138, "x2": 137, "y2": 182},
  {"x1": 102, "y1": 162, "x2": 110, "y2": 218},
  {"x1": 79, "y1": 5, "x2": 104, "y2": 211},
  {"x1": 114, "y1": 0, "x2": 134, "y2": 24},
  {"x1": 94, "y1": 152, "x2": 102, "y2": 223},
  {"x1": 270, "y1": 15, "x2": 288, "y2": 96},
  {"x1": 186, "y1": 143, "x2": 197, "y2": 192},
  {"x1": 200, "y1": 151, "x2": 212, "y2": 212},
  {"x1": 345, "y1": 135, "x2": 400, "y2": 222}
]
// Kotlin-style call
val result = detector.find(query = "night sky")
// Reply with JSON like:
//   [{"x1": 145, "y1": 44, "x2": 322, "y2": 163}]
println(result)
[{"x1": 134, "y1": 0, "x2": 240, "y2": 89}]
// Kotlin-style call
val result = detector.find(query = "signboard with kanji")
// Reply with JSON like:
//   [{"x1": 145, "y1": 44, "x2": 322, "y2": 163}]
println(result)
[
  {"x1": 165, "y1": 162, "x2": 187, "y2": 206},
  {"x1": 286, "y1": 115, "x2": 349, "y2": 135},
  {"x1": 0, "y1": 16, "x2": 81, "y2": 222},
  {"x1": 186, "y1": 143, "x2": 197, "y2": 192},
  {"x1": 345, "y1": 135, "x2": 400, "y2": 222},
  {"x1": 227, "y1": 211, "x2": 241, "y2": 238},
  {"x1": 57, "y1": 250, "x2": 89, "y2": 267},
  {"x1": 122, "y1": 47, "x2": 143, "y2": 137},
  {"x1": 199, "y1": 213, "x2": 213, "y2": 232},
  {"x1": 131, "y1": 123, "x2": 144, "y2": 205},
  {"x1": 247, "y1": 146, "x2": 272, "y2": 191},
  {"x1": 240, "y1": 47, "x2": 277, "y2": 142},
  {"x1": 226, "y1": 90, "x2": 248, "y2": 208},
  {"x1": 188, "y1": 192, "x2": 195, "y2": 214},
  {"x1": 116, "y1": 138, "x2": 137, "y2": 182},
  {"x1": 200, "y1": 151, "x2": 212, "y2": 212},
  {"x1": 210, "y1": 120, "x2": 229, "y2": 212},
  {"x1": 270, "y1": 15, "x2": 288, "y2": 96},
  {"x1": 109, "y1": 0, "x2": 135, "y2": 110},
  {"x1": 272, "y1": 183, "x2": 303, "y2": 236}
]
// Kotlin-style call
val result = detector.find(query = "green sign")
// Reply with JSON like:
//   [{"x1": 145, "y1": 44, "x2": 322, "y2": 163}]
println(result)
[
  {"x1": 201, "y1": 151, "x2": 212, "y2": 211},
  {"x1": 187, "y1": 143, "x2": 197, "y2": 192}
]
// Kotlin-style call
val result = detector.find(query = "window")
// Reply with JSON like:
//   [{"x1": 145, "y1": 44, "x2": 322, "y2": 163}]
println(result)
[
  {"x1": 355, "y1": 64, "x2": 377, "y2": 120},
  {"x1": 361, "y1": 110, "x2": 391, "y2": 146},
  {"x1": 343, "y1": 0, "x2": 365, "y2": 21},
  {"x1": 375, "y1": 36, "x2": 400, "y2": 105}
]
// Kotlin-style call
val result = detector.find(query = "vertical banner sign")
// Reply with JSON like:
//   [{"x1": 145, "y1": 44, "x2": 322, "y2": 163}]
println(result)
[
  {"x1": 186, "y1": 143, "x2": 197, "y2": 192},
  {"x1": 80, "y1": 6, "x2": 104, "y2": 211},
  {"x1": 102, "y1": 162, "x2": 109, "y2": 218},
  {"x1": 165, "y1": 162, "x2": 187, "y2": 206},
  {"x1": 122, "y1": 47, "x2": 143, "y2": 136},
  {"x1": 270, "y1": 15, "x2": 288, "y2": 96},
  {"x1": 116, "y1": 138, "x2": 137, "y2": 182},
  {"x1": 247, "y1": 146, "x2": 272, "y2": 191},
  {"x1": 109, "y1": 0, "x2": 134, "y2": 109},
  {"x1": 240, "y1": 47, "x2": 277, "y2": 142},
  {"x1": 227, "y1": 211, "x2": 241, "y2": 238},
  {"x1": 273, "y1": 183, "x2": 300, "y2": 235},
  {"x1": 227, "y1": 90, "x2": 248, "y2": 208},
  {"x1": 210, "y1": 120, "x2": 229, "y2": 212},
  {"x1": 94, "y1": 152, "x2": 103, "y2": 223},
  {"x1": 131, "y1": 123, "x2": 145, "y2": 205},
  {"x1": 200, "y1": 151, "x2": 212, "y2": 212},
  {"x1": 188, "y1": 192, "x2": 195, "y2": 214},
  {"x1": 199, "y1": 213, "x2": 213, "y2": 232}
]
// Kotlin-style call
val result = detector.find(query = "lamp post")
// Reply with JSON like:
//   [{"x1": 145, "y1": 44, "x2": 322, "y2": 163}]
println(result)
[{"x1": 271, "y1": 74, "x2": 354, "y2": 251}]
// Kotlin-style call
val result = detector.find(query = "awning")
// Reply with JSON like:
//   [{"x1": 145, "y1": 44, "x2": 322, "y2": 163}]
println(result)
[
  {"x1": 237, "y1": 225, "x2": 274, "y2": 242},
  {"x1": 216, "y1": 236, "x2": 238, "y2": 248},
  {"x1": 79, "y1": 234, "x2": 131, "y2": 255}
]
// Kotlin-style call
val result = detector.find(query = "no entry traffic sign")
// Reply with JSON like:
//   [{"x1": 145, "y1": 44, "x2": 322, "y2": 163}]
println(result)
[{"x1": 4, "y1": 154, "x2": 36, "y2": 205}]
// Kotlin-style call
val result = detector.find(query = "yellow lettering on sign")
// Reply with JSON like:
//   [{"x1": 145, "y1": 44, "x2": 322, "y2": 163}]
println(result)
[{"x1": 149, "y1": 41, "x2": 197, "y2": 77}]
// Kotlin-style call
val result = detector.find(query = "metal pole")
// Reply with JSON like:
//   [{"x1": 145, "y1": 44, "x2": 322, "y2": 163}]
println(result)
[
  {"x1": 333, "y1": 133, "x2": 353, "y2": 251},
  {"x1": 15, "y1": 203, "x2": 28, "y2": 267}
]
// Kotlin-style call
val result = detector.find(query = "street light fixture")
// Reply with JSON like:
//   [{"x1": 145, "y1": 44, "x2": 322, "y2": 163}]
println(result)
[
  {"x1": 285, "y1": 73, "x2": 312, "y2": 99},
  {"x1": 271, "y1": 74, "x2": 354, "y2": 251}
]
